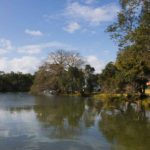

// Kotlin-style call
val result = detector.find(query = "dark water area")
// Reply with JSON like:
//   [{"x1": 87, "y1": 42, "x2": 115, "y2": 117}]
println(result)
[{"x1": 0, "y1": 93, "x2": 150, "y2": 150}]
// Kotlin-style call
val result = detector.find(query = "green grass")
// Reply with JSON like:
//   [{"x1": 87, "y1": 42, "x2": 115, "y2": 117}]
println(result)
[
  {"x1": 93, "y1": 93, "x2": 126, "y2": 101},
  {"x1": 93, "y1": 92, "x2": 150, "y2": 110},
  {"x1": 146, "y1": 88, "x2": 150, "y2": 95}
]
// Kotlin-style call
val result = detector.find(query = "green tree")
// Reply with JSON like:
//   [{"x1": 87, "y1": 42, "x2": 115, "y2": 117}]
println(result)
[
  {"x1": 84, "y1": 65, "x2": 98, "y2": 93},
  {"x1": 99, "y1": 62, "x2": 119, "y2": 93},
  {"x1": 31, "y1": 64, "x2": 64, "y2": 94},
  {"x1": 66, "y1": 66, "x2": 85, "y2": 94},
  {"x1": 0, "y1": 72, "x2": 34, "y2": 92},
  {"x1": 116, "y1": 48, "x2": 149, "y2": 95},
  {"x1": 105, "y1": 0, "x2": 150, "y2": 95},
  {"x1": 107, "y1": 0, "x2": 150, "y2": 48},
  {"x1": 31, "y1": 50, "x2": 85, "y2": 95}
]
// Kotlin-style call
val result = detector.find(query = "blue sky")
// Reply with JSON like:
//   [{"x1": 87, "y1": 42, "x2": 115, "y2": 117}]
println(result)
[{"x1": 0, "y1": 0, "x2": 119, "y2": 73}]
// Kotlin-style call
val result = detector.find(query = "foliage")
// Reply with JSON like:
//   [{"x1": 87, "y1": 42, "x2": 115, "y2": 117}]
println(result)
[
  {"x1": 116, "y1": 48, "x2": 149, "y2": 94},
  {"x1": 31, "y1": 64, "x2": 64, "y2": 94},
  {"x1": 100, "y1": 0, "x2": 150, "y2": 96},
  {"x1": 31, "y1": 50, "x2": 99, "y2": 95},
  {"x1": 107, "y1": 0, "x2": 149, "y2": 48},
  {"x1": 99, "y1": 62, "x2": 122, "y2": 93},
  {"x1": 84, "y1": 65, "x2": 99, "y2": 93},
  {"x1": 0, "y1": 71, "x2": 34, "y2": 92}
]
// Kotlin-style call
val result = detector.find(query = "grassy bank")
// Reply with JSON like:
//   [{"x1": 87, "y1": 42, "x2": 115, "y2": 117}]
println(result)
[
  {"x1": 146, "y1": 88, "x2": 150, "y2": 95},
  {"x1": 92, "y1": 89, "x2": 150, "y2": 110}
]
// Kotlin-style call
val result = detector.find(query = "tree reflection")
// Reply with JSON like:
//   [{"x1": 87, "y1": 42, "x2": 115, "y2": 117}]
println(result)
[
  {"x1": 34, "y1": 96, "x2": 97, "y2": 139},
  {"x1": 99, "y1": 104, "x2": 150, "y2": 150},
  {"x1": 5, "y1": 93, "x2": 150, "y2": 149}
]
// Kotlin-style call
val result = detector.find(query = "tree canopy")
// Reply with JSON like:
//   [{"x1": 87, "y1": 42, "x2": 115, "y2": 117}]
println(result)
[
  {"x1": 100, "y1": 0, "x2": 150, "y2": 96},
  {"x1": 0, "y1": 72, "x2": 34, "y2": 92},
  {"x1": 31, "y1": 50, "x2": 99, "y2": 95}
]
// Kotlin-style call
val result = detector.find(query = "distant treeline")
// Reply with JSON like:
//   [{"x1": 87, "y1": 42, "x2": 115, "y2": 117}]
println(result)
[{"x1": 0, "y1": 72, "x2": 34, "y2": 92}]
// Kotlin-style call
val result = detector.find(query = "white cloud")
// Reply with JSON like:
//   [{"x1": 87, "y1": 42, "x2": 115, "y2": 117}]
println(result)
[
  {"x1": 0, "y1": 38, "x2": 106, "y2": 74},
  {"x1": 25, "y1": 29, "x2": 43, "y2": 37},
  {"x1": 64, "y1": 22, "x2": 81, "y2": 33},
  {"x1": 65, "y1": 2, "x2": 119, "y2": 26},
  {"x1": 0, "y1": 56, "x2": 41, "y2": 74},
  {"x1": 0, "y1": 54, "x2": 105, "y2": 74},
  {"x1": 0, "y1": 38, "x2": 13, "y2": 54},
  {"x1": 86, "y1": 55, "x2": 105, "y2": 73},
  {"x1": 18, "y1": 44, "x2": 43, "y2": 54},
  {"x1": 18, "y1": 41, "x2": 74, "y2": 54},
  {"x1": 0, "y1": 38, "x2": 78, "y2": 74}
]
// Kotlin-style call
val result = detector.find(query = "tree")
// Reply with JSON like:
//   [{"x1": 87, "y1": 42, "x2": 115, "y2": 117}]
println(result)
[
  {"x1": 107, "y1": 0, "x2": 150, "y2": 48},
  {"x1": 67, "y1": 66, "x2": 85, "y2": 94},
  {"x1": 105, "y1": 0, "x2": 150, "y2": 95},
  {"x1": 31, "y1": 63, "x2": 64, "y2": 94},
  {"x1": 99, "y1": 62, "x2": 119, "y2": 93},
  {"x1": 0, "y1": 72, "x2": 34, "y2": 92},
  {"x1": 116, "y1": 48, "x2": 149, "y2": 95},
  {"x1": 47, "y1": 49, "x2": 84, "y2": 69},
  {"x1": 31, "y1": 50, "x2": 85, "y2": 95},
  {"x1": 84, "y1": 65, "x2": 98, "y2": 93}
]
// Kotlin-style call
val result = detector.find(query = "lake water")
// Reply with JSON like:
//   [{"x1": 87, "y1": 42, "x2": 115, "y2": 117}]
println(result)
[{"x1": 0, "y1": 93, "x2": 150, "y2": 150}]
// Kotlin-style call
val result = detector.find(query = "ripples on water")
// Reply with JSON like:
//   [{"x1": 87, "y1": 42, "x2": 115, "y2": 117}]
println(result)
[{"x1": 0, "y1": 93, "x2": 150, "y2": 150}]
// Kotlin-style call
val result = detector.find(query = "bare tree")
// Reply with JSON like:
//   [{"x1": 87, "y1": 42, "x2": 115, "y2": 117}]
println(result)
[{"x1": 47, "y1": 49, "x2": 84, "y2": 69}]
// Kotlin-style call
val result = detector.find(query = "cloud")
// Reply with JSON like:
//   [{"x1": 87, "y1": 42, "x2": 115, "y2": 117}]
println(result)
[
  {"x1": 44, "y1": 1, "x2": 119, "y2": 33},
  {"x1": 25, "y1": 29, "x2": 43, "y2": 37},
  {"x1": 64, "y1": 22, "x2": 81, "y2": 33},
  {"x1": 18, "y1": 44, "x2": 43, "y2": 54},
  {"x1": 65, "y1": 2, "x2": 119, "y2": 26},
  {"x1": 86, "y1": 55, "x2": 105, "y2": 73},
  {"x1": 0, "y1": 56, "x2": 41, "y2": 74},
  {"x1": 0, "y1": 38, "x2": 105, "y2": 74},
  {"x1": 0, "y1": 54, "x2": 105, "y2": 74},
  {"x1": 0, "y1": 38, "x2": 78, "y2": 74},
  {"x1": 18, "y1": 41, "x2": 74, "y2": 54},
  {"x1": 0, "y1": 38, "x2": 13, "y2": 54}
]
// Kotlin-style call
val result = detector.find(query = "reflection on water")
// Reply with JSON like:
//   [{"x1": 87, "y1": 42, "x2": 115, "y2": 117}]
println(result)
[
  {"x1": 0, "y1": 93, "x2": 150, "y2": 150},
  {"x1": 99, "y1": 108, "x2": 150, "y2": 150}
]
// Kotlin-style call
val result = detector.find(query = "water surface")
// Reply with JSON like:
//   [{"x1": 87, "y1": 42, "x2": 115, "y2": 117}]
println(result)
[{"x1": 0, "y1": 93, "x2": 150, "y2": 150}]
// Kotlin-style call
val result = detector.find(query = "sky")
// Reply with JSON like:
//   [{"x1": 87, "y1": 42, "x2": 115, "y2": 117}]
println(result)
[{"x1": 0, "y1": 0, "x2": 120, "y2": 74}]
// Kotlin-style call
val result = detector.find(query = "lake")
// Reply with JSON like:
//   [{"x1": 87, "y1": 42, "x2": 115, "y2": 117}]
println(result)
[{"x1": 0, "y1": 93, "x2": 150, "y2": 150}]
